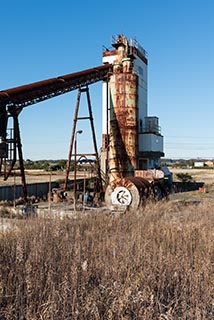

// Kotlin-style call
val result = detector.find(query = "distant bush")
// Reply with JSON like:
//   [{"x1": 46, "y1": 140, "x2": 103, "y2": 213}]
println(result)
[
  {"x1": 1, "y1": 202, "x2": 214, "y2": 319},
  {"x1": 24, "y1": 160, "x2": 68, "y2": 171},
  {"x1": 176, "y1": 172, "x2": 193, "y2": 183}
]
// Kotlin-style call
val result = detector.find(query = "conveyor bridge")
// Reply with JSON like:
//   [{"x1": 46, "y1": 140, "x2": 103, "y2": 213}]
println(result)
[{"x1": 0, "y1": 63, "x2": 113, "y2": 202}]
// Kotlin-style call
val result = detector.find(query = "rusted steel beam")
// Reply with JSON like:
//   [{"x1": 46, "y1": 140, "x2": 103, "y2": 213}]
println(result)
[
  {"x1": 64, "y1": 89, "x2": 81, "y2": 191},
  {"x1": 13, "y1": 113, "x2": 28, "y2": 203},
  {"x1": 0, "y1": 64, "x2": 113, "y2": 109},
  {"x1": 64, "y1": 87, "x2": 103, "y2": 193},
  {"x1": 85, "y1": 87, "x2": 103, "y2": 193}
]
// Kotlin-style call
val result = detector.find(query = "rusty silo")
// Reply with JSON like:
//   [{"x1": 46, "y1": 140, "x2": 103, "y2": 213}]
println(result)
[{"x1": 101, "y1": 35, "x2": 166, "y2": 210}]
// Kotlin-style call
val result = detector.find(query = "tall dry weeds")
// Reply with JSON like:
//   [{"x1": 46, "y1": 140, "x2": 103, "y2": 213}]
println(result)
[{"x1": 0, "y1": 201, "x2": 214, "y2": 319}]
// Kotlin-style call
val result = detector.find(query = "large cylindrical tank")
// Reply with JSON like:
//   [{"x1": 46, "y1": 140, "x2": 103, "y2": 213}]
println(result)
[
  {"x1": 105, "y1": 177, "x2": 152, "y2": 211},
  {"x1": 109, "y1": 72, "x2": 138, "y2": 180}
]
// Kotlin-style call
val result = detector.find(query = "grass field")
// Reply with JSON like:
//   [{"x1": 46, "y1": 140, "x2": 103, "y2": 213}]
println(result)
[
  {"x1": 170, "y1": 168, "x2": 214, "y2": 185},
  {"x1": 1, "y1": 200, "x2": 214, "y2": 319}
]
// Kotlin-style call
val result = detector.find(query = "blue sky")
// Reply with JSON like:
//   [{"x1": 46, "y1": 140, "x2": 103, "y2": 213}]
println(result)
[{"x1": 1, "y1": 0, "x2": 214, "y2": 160}]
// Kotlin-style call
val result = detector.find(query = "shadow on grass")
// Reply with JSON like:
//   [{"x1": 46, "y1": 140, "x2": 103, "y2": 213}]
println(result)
[{"x1": 172, "y1": 181, "x2": 204, "y2": 193}]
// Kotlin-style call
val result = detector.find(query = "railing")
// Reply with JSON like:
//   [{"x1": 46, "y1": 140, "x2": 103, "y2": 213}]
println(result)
[
  {"x1": 129, "y1": 38, "x2": 147, "y2": 58},
  {"x1": 111, "y1": 35, "x2": 147, "y2": 58},
  {"x1": 141, "y1": 125, "x2": 162, "y2": 135}
]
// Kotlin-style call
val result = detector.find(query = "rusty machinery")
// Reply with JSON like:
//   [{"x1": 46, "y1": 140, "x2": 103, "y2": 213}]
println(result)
[
  {"x1": 0, "y1": 35, "x2": 169, "y2": 210},
  {"x1": 0, "y1": 65, "x2": 113, "y2": 203},
  {"x1": 103, "y1": 35, "x2": 169, "y2": 211}
]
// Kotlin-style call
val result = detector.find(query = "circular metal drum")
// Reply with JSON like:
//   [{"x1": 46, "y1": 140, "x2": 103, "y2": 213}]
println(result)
[{"x1": 105, "y1": 177, "x2": 152, "y2": 211}]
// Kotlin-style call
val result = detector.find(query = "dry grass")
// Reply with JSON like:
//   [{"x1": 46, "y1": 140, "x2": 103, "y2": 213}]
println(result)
[
  {"x1": 1, "y1": 201, "x2": 214, "y2": 319},
  {"x1": 170, "y1": 168, "x2": 214, "y2": 185}
]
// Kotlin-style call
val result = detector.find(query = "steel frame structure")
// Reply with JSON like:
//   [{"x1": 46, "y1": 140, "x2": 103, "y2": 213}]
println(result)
[{"x1": 0, "y1": 64, "x2": 112, "y2": 202}]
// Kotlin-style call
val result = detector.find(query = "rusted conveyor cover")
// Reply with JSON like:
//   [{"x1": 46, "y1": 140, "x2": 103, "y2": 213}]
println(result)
[{"x1": 0, "y1": 64, "x2": 112, "y2": 109}]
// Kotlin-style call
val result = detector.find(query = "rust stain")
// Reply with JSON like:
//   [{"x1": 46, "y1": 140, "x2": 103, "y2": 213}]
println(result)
[
  {"x1": 109, "y1": 72, "x2": 138, "y2": 178},
  {"x1": 110, "y1": 176, "x2": 152, "y2": 197},
  {"x1": 0, "y1": 64, "x2": 113, "y2": 107}
]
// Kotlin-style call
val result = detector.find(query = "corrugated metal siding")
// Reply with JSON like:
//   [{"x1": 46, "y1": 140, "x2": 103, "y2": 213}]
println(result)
[{"x1": 0, "y1": 182, "x2": 58, "y2": 201}]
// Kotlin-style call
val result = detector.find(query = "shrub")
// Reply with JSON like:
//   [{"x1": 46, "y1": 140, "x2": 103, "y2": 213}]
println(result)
[{"x1": 176, "y1": 172, "x2": 193, "y2": 183}]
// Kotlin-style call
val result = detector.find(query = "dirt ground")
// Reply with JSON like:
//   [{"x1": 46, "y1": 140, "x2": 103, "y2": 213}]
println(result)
[
  {"x1": 0, "y1": 170, "x2": 79, "y2": 186},
  {"x1": 1, "y1": 168, "x2": 214, "y2": 204},
  {"x1": 1, "y1": 167, "x2": 214, "y2": 186},
  {"x1": 170, "y1": 168, "x2": 214, "y2": 185},
  {"x1": 1, "y1": 168, "x2": 214, "y2": 223},
  {"x1": 169, "y1": 168, "x2": 214, "y2": 202}
]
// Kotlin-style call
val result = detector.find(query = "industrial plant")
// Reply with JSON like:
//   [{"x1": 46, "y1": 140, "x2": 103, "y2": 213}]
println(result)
[{"x1": 0, "y1": 35, "x2": 171, "y2": 211}]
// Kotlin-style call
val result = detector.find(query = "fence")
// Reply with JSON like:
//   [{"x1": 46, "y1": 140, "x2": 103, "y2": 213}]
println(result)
[{"x1": 0, "y1": 181, "x2": 59, "y2": 202}]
